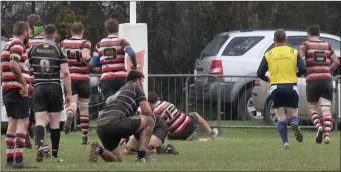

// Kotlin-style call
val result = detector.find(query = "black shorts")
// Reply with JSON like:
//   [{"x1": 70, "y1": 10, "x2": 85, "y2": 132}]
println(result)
[
  {"x1": 71, "y1": 80, "x2": 91, "y2": 99},
  {"x1": 270, "y1": 84, "x2": 299, "y2": 109},
  {"x1": 168, "y1": 112, "x2": 199, "y2": 140},
  {"x1": 306, "y1": 79, "x2": 333, "y2": 103},
  {"x1": 3, "y1": 88, "x2": 29, "y2": 119},
  {"x1": 97, "y1": 113, "x2": 141, "y2": 151},
  {"x1": 100, "y1": 78, "x2": 126, "y2": 101},
  {"x1": 134, "y1": 115, "x2": 168, "y2": 143},
  {"x1": 33, "y1": 84, "x2": 64, "y2": 113}
]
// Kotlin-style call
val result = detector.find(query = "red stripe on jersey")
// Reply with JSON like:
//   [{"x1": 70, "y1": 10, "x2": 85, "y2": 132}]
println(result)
[
  {"x1": 306, "y1": 61, "x2": 330, "y2": 66},
  {"x1": 100, "y1": 73, "x2": 127, "y2": 80},
  {"x1": 175, "y1": 118, "x2": 191, "y2": 136},
  {"x1": 306, "y1": 74, "x2": 332, "y2": 81},
  {"x1": 102, "y1": 66, "x2": 126, "y2": 72},
  {"x1": 71, "y1": 76, "x2": 90, "y2": 81},
  {"x1": 3, "y1": 75, "x2": 16, "y2": 80},
  {"x1": 100, "y1": 57, "x2": 125, "y2": 64},
  {"x1": 2, "y1": 85, "x2": 21, "y2": 90},
  {"x1": 307, "y1": 68, "x2": 330, "y2": 73},
  {"x1": 69, "y1": 68, "x2": 89, "y2": 73},
  {"x1": 168, "y1": 114, "x2": 186, "y2": 132}
]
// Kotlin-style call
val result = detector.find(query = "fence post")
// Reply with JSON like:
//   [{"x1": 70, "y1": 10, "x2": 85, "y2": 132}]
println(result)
[
  {"x1": 335, "y1": 75, "x2": 340, "y2": 131},
  {"x1": 185, "y1": 76, "x2": 190, "y2": 115},
  {"x1": 216, "y1": 76, "x2": 222, "y2": 132}
]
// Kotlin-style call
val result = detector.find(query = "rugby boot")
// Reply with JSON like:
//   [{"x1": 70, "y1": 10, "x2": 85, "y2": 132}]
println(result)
[
  {"x1": 315, "y1": 127, "x2": 324, "y2": 144},
  {"x1": 166, "y1": 144, "x2": 179, "y2": 155},
  {"x1": 281, "y1": 142, "x2": 290, "y2": 150},
  {"x1": 13, "y1": 162, "x2": 38, "y2": 169},
  {"x1": 44, "y1": 147, "x2": 52, "y2": 158},
  {"x1": 89, "y1": 142, "x2": 100, "y2": 163},
  {"x1": 82, "y1": 136, "x2": 90, "y2": 145},
  {"x1": 291, "y1": 123, "x2": 303, "y2": 142},
  {"x1": 36, "y1": 147, "x2": 45, "y2": 162},
  {"x1": 323, "y1": 136, "x2": 330, "y2": 144},
  {"x1": 64, "y1": 109, "x2": 74, "y2": 134},
  {"x1": 51, "y1": 156, "x2": 64, "y2": 163},
  {"x1": 136, "y1": 155, "x2": 157, "y2": 163},
  {"x1": 5, "y1": 162, "x2": 13, "y2": 168},
  {"x1": 210, "y1": 128, "x2": 219, "y2": 140}
]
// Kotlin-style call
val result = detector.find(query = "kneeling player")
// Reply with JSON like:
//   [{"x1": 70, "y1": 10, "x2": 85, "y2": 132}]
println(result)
[
  {"x1": 124, "y1": 115, "x2": 179, "y2": 155},
  {"x1": 148, "y1": 92, "x2": 218, "y2": 140},
  {"x1": 88, "y1": 71, "x2": 155, "y2": 163}
]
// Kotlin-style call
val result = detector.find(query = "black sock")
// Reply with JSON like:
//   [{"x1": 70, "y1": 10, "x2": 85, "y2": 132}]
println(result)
[
  {"x1": 137, "y1": 150, "x2": 146, "y2": 159},
  {"x1": 35, "y1": 125, "x2": 45, "y2": 148},
  {"x1": 98, "y1": 146, "x2": 104, "y2": 155},
  {"x1": 50, "y1": 128, "x2": 60, "y2": 158}
]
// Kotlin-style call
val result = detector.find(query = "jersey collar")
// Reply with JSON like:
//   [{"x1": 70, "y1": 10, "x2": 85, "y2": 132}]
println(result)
[{"x1": 108, "y1": 33, "x2": 118, "y2": 38}]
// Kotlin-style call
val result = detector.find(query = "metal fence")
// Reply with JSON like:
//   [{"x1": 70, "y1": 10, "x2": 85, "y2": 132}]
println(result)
[{"x1": 80, "y1": 74, "x2": 340, "y2": 131}]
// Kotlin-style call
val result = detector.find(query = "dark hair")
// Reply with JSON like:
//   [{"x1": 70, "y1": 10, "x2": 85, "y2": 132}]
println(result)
[
  {"x1": 148, "y1": 92, "x2": 159, "y2": 104},
  {"x1": 274, "y1": 29, "x2": 286, "y2": 43},
  {"x1": 27, "y1": 14, "x2": 41, "y2": 30},
  {"x1": 307, "y1": 25, "x2": 320, "y2": 36},
  {"x1": 71, "y1": 22, "x2": 84, "y2": 34},
  {"x1": 105, "y1": 19, "x2": 119, "y2": 34},
  {"x1": 13, "y1": 21, "x2": 29, "y2": 37},
  {"x1": 127, "y1": 71, "x2": 144, "y2": 82},
  {"x1": 44, "y1": 24, "x2": 57, "y2": 39}
]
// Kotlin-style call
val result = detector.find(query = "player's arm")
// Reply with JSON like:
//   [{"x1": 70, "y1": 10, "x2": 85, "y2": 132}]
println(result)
[
  {"x1": 122, "y1": 39, "x2": 137, "y2": 69},
  {"x1": 136, "y1": 85, "x2": 153, "y2": 116},
  {"x1": 299, "y1": 43, "x2": 307, "y2": 62},
  {"x1": 59, "y1": 47, "x2": 72, "y2": 97},
  {"x1": 90, "y1": 42, "x2": 101, "y2": 67},
  {"x1": 81, "y1": 40, "x2": 92, "y2": 64},
  {"x1": 296, "y1": 53, "x2": 307, "y2": 77},
  {"x1": 257, "y1": 56, "x2": 269, "y2": 82},
  {"x1": 9, "y1": 43, "x2": 26, "y2": 86},
  {"x1": 330, "y1": 48, "x2": 340, "y2": 72}
]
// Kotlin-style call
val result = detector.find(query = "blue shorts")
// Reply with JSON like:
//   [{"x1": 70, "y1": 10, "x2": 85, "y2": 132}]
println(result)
[{"x1": 270, "y1": 84, "x2": 299, "y2": 109}]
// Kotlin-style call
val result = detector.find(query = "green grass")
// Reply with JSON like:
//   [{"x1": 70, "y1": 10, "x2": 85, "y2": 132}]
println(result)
[{"x1": 2, "y1": 129, "x2": 340, "y2": 171}]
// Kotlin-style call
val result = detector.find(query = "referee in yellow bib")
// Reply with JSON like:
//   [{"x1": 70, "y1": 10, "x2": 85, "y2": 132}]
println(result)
[{"x1": 257, "y1": 29, "x2": 307, "y2": 149}]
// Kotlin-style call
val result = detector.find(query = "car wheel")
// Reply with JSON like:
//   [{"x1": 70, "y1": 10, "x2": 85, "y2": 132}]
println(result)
[
  {"x1": 238, "y1": 88, "x2": 263, "y2": 121},
  {"x1": 264, "y1": 98, "x2": 277, "y2": 126}
]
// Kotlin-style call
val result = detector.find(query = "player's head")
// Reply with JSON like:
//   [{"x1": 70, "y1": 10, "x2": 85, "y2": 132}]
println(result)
[
  {"x1": 127, "y1": 71, "x2": 144, "y2": 88},
  {"x1": 105, "y1": 19, "x2": 119, "y2": 34},
  {"x1": 43, "y1": 24, "x2": 57, "y2": 41},
  {"x1": 13, "y1": 21, "x2": 30, "y2": 42},
  {"x1": 307, "y1": 25, "x2": 320, "y2": 38},
  {"x1": 148, "y1": 92, "x2": 160, "y2": 107},
  {"x1": 27, "y1": 14, "x2": 42, "y2": 36},
  {"x1": 70, "y1": 22, "x2": 84, "y2": 37},
  {"x1": 274, "y1": 29, "x2": 287, "y2": 45}
]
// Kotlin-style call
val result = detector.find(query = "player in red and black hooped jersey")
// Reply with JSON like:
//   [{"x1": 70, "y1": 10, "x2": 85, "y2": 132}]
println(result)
[
  {"x1": 147, "y1": 92, "x2": 218, "y2": 141},
  {"x1": 91, "y1": 19, "x2": 137, "y2": 101},
  {"x1": 60, "y1": 22, "x2": 92, "y2": 145},
  {"x1": 299, "y1": 25, "x2": 340, "y2": 144},
  {"x1": 1, "y1": 21, "x2": 38, "y2": 169}
]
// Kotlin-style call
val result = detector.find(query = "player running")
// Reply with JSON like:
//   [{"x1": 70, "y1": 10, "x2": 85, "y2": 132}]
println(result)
[
  {"x1": 91, "y1": 19, "x2": 137, "y2": 101},
  {"x1": 124, "y1": 115, "x2": 179, "y2": 155},
  {"x1": 147, "y1": 92, "x2": 218, "y2": 141},
  {"x1": 88, "y1": 71, "x2": 155, "y2": 163},
  {"x1": 257, "y1": 29, "x2": 306, "y2": 149},
  {"x1": 61, "y1": 22, "x2": 92, "y2": 145},
  {"x1": 299, "y1": 26, "x2": 340, "y2": 144},
  {"x1": 2, "y1": 21, "x2": 38, "y2": 168},
  {"x1": 28, "y1": 24, "x2": 72, "y2": 163}
]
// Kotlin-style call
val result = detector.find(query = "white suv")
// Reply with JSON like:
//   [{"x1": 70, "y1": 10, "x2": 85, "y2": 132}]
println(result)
[{"x1": 192, "y1": 29, "x2": 340, "y2": 121}]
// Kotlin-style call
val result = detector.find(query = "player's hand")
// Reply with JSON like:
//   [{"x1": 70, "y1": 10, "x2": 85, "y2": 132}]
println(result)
[
  {"x1": 131, "y1": 65, "x2": 137, "y2": 70},
  {"x1": 65, "y1": 94, "x2": 72, "y2": 107},
  {"x1": 20, "y1": 84, "x2": 28, "y2": 97}
]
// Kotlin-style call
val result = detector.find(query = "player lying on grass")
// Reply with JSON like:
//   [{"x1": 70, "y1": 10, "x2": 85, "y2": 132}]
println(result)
[
  {"x1": 88, "y1": 71, "x2": 155, "y2": 163},
  {"x1": 123, "y1": 115, "x2": 179, "y2": 155},
  {"x1": 148, "y1": 92, "x2": 218, "y2": 140}
]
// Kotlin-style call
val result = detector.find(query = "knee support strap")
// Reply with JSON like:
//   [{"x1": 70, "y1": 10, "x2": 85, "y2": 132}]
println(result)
[{"x1": 78, "y1": 101, "x2": 89, "y2": 108}]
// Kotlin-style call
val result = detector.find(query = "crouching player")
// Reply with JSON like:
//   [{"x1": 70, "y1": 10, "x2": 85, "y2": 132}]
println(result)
[
  {"x1": 88, "y1": 71, "x2": 155, "y2": 163},
  {"x1": 124, "y1": 115, "x2": 179, "y2": 155},
  {"x1": 148, "y1": 92, "x2": 218, "y2": 141}
]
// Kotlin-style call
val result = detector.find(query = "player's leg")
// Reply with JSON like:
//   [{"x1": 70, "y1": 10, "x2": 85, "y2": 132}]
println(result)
[
  {"x1": 78, "y1": 80, "x2": 91, "y2": 144},
  {"x1": 124, "y1": 135, "x2": 140, "y2": 155},
  {"x1": 5, "y1": 117, "x2": 17, "y2": 168},
  {"x1": 189, "y1": 112, "x2": 218, "y2": 139},
  {"x1": 42, "y1": 116, "x2": 51, "y2": 158},
  {"x1": 64, "y1": 95, "x2": 78, "y2": 134},
  {"x1": 136, "y1": 115, "x2": 155, "y2": 162},
  {"x1": 24, "y1": 99, "x2": 33, "y2": 149},
  {"x1": 285, "y1": 86, "x2": 303, "y2": 143},
  {"x1": 320, "y1": 97, "x2": 333, "y2": 144}
]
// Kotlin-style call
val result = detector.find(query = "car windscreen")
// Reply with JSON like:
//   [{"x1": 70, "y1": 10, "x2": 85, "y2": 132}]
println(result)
[{"x1": 200, "y1": 34, "x2": 229, "y2": 58}]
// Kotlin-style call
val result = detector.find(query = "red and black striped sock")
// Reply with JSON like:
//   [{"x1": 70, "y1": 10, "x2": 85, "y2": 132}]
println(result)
[
  {"x1": 5, "y1": 133, "x2": 15, "y2": 163},
  {"x1": 14, "y1": 133, "x2": 26, "y2": 163},
  {"x1": 80, "y1": 115, "x2": 89, "y2": 138},
  {"x1": 311, "y1": 111, "x2": 322, "y2": 130}
]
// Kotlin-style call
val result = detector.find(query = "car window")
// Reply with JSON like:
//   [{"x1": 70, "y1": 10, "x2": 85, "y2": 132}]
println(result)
[
  {"x1": 200, "y1": 35, "x2": 229, "y2": 57},
  {"x1": 265, "y1": 36, "x2": 309, "y2": 53},
  {"x1": 222, "y1": 36, "x2": 264, "y2": 56},
  {"x1": 320, "y1": 37, "x2": 340, "y2": 52}
]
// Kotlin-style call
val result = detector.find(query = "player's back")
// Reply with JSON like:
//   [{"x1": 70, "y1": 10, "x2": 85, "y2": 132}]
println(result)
[{"x1": 102, "y1": 83, "x2": 142, "y2": 119}]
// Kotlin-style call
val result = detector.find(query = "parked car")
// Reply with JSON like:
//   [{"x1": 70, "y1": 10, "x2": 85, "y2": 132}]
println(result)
[
  {"x1": 252, "y1": 35, "x2": 340, "y2": 125},
  {"x1": 191, "y1": 29, "x2": 340, "y2": 121}
]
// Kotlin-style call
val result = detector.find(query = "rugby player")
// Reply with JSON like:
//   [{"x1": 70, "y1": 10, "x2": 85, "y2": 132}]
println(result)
[
  {"x1": 61, "y1": 22, "x2": 92, "y2": 145},
  {"x1": 2, "y1": 21, "x2": 37, "y2": 168},
  {"x1": 299, "y1": 25, "x2": 340, "y2": 144},
  {"x1": 91, "y1": 19, "x2": 137, "y2": 101},
  {"x1": 88, "y1": 71, "x2": 155, "y2": 163},
  {"x1": 257, "y1": 29, "x2": 306, "y2": 149},
  {"x1": 28, "y1": 24, "x2": 72, "y2": 163},
  {"x1": 124, "y1": 115, "x2": 179, "y2": 155},
  {"x1": 25, "y1": 14, "x2": 52, "y2": 158},
  {"x1": 147, "y1": 92, "x2": 218, "y2": 141}
]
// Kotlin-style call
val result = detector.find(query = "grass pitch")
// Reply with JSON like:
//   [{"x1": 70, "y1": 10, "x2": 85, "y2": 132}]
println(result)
[{"x1": 1, "y1": 128, "x2": 340, "y2": 171}]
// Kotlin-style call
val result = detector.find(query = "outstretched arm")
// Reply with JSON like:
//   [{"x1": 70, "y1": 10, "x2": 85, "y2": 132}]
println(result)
[{"x1": 257, "y1": 56, "x2": 269, "y2": 82}]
